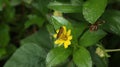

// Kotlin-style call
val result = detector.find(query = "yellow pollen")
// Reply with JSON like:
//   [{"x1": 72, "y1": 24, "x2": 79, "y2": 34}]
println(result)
[{"x1": 61, "y1": 35, "x2": 68, "y2": 40}]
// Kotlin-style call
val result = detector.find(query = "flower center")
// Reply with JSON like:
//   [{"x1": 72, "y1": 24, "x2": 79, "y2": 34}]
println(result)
[{"x1": 61, "y1": 34, "x2": 68, "y2": 41}]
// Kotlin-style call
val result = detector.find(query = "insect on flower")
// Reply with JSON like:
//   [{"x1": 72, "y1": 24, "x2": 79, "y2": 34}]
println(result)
[
  {"x1": 89, "y1": 20, "x2": 105, "y2": 31},
  {"x1": 53, "y1": 26, "x2": 72, "y2": 48},
  {"x1": 57, "y1": 27, "x2": 64, "y2": 39}
]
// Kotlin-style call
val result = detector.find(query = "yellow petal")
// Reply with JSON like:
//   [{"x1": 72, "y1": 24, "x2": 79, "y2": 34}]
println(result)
[
  {"x1": 67, "y1": 30, "x2": 71, "y2": 36},
  {"x1": 58, "y1": 41, "x2": 64, "y2": 46},
  {"x1": 62, "y1": 26, "x2": 66, "y2": 34},
  {"x1": 54, "y1": 39, "x2": 61, "y2": 44},
  {"x1": 54, "y1": 39, "x2": 64, "y2": 45},
  {"x1": 64, "y1": 45, "x2": 68, "y2": 48},
  {"x1": 64, "y1": 41, "x2": 71, "y2": 48},
  {"x1": 68, "y1": 36, "x2": 72, "y2": 40},
  {"x1": 53, "y1": 34, "x2": 57, "y2": 38},
  {"x1": 56, "y1": 29, "x2": 59, "y2": 33}
]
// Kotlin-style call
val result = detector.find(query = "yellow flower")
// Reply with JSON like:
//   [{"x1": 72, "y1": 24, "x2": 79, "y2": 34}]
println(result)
[{"x1": 53, "y1": 26, "x2": 72, "y2": 48}]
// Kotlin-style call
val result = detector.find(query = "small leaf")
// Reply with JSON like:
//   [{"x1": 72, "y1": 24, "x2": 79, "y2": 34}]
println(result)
[
  {"x1": 83, "y1": 0, "x2": 107, "y2": 24},
  {"x1": 101, "y1": 10, "x2": 120, "y2": 36},
  {"x1": 73, "y1": 46, "x2": 92, "y2": 67},
  {"x1": 48, "y1": 1, "x2": 82, "y2": 13},
  {"x1": 0, "y1": 24, "x2": 10, "y2": 47},
  {"x1": 79, "y1": 29, "x2": 107, "y2": 47},
  {"x1": 51, "y1": 16, "x2": 72, "y2": 30},
  {"x1": 46, "y1": 47, "x2": 71, "y2": 67}
]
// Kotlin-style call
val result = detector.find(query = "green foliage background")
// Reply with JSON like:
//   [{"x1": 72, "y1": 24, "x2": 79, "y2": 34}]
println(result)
[{"x1": 0, "y1": 0, "x2": 120, "y2": 67}]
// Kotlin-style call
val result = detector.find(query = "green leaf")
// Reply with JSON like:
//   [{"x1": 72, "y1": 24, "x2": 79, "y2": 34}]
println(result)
[
  {"x1": 32, "y1": 0, "x2": 50, "y2": 15},
  {"x1": 46, "y1": 47, "x2": 71, "y2": 67},
  {"x1": 10, "y1": 0, "x2": 21, "y2": 6},
  {"x1": 21, "y1": 28, "x2": 52, "y2": 50},
  {"x1": 69, "y1": 20, "x2": 88, "y2": 38},
  {"x1": 0, "y1": 24, "x2": 10, "y2": 47},
  {"x1": 71, "y1": 0, "x2": 83, "y2": 5},
  {"x1": 0, "y1": 48, "x2": 6, "y2": 59},
  {"x1": 46, "y1": 24, "x2": 55, "y2": 36},
  {"x1": 23, "y1": 0, "x2": 33, "y2": 4},
  {"x1": 4, "y1": 43, "x2": 47, "y2": 67},
  {"x1": 51, "y1": 16, "x2": 72, "y2": 30},
  {"x1": 83, "y1": 0, "x2": 107, "y2": 24},
  {"x1": 4, "y1": 28, "x2": 52, "y2": 67},
  {"x1": 25, "y1": 15, "x2": 45, "y2": 29},
  {"x1": 79, "y1": 29, "x2": 107, "y2": 47},
  {"x1": 66, "y1": 13, "x2": 86, "y2": 22},
  {"x1": 0, "y1": 0, "x2": 3, "y2": 11},
  {"x1": 3, "y1": 7, "x2": 15, "y2": 22},
  {"x1": 73, "y1": 46, "x2": 92, "y2": 67},
  {"x1": 101, "y1": 10, "x2": 120, "y2": 36},
  {"x1": 48, "y1": 1, "x2": 82, "y2": 13},
  {"x1": 66, "y1": 61, "x2": 76, "y2": 67}
]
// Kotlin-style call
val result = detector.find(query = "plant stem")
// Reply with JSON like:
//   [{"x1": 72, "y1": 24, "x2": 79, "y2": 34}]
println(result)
[{"x1": 105, "y1": 49, "x2": 120, "y2": 52}]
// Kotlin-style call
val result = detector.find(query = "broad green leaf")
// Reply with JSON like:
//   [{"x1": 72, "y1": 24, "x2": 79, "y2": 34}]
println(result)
[
  {"x1": 48, "y1": 1, "x2": 82, "y2": 13},
  {"x1": 0, "y1": 24, "x2": 10, "y2": 47},
  {"x1": 67, "y1": 20, "x2": 88, "y2": 45},
  {"x1": 21, "y1": 28, "x2": 52, "y2": 50},
  {"x1": 73, "y1": 46, "x2": 92, "y2": 67},
  {"x1": 46, "y1": 47, "x2": 71, "y2": 67},
  {"x1": 83, "y1": 0, "x2": 107, "y2": 24},
  {"x1": 4, "y1": 43, "x2": 47, "y2": 67},
  {"x1": 101, "y1": 10, "x2": 120, "y2": 36},
  {"x1": 79, "y1": 29, "x2": 107, "y2": 47},
  {"x1": 4, "y1": 28, "x2": 52, "y2": 67},
  {"x1": 51, "y1": 16, "x2": 72, "y2": 30},
  {"x1": 69, "y1": 20, "x2": 88, "y2": 38},
  {"x1": 66, "y1": 13, "x2": 86, "y2": 22},
  {"x1": 25, "y1": 15, "x2": 45, "y2": 29},
  {"x1": 71, "y1": 0, "x2": 83, "y2": 5}
]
